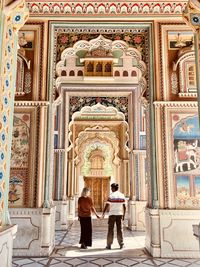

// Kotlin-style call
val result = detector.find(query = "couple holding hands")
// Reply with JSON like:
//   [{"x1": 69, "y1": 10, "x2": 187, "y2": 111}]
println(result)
[{"x1": 78, "y1": 183, "x2": 126, "y2": 250}]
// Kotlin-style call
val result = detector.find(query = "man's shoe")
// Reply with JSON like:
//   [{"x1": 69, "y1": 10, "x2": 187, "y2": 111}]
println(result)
[
  {"x1": 106, "y1": 245, "x2": 111, "y2": 249},
  {"x1": 120, "y1": 244, "x2": 124, "y2": 249}
]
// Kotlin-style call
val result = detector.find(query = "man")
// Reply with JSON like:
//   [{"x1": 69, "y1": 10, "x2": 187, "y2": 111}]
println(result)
[{"x1": 101, "y1": 183, "x2": 126, "y2": 249}]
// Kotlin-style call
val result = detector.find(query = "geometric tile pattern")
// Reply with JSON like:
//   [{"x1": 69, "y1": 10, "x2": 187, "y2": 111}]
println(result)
[
  {"x1": 12, "y1": 217, "x2": 200, "y2": 266},
  {"x1": 12, "y1": 256, "x2": 200, "y2": 266}
]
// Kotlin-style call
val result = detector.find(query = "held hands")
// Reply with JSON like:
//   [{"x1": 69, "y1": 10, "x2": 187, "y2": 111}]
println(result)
[
  {"x1": 96, "y1": 214, "x2": 100, "y2": 219},
  {"x1": 100, "y1": 213, "x2": 105, "y2": 220},
  {"x1": 96, "y1": 213, "x2": 105, "y2": 220}
]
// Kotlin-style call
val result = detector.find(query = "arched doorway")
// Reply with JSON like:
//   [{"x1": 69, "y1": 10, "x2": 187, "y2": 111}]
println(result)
[
  {"x1": 67, "y1": 104, "x2": 129, "y2": 211},
  {"x1": 54, "y1": 34, "x2": 147, "y2": 229}
]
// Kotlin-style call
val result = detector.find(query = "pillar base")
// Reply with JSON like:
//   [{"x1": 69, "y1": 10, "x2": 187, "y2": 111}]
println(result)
[
  {"x1": 68, "y1": 197, "x2": 76, "y2": 220},
  {"x1": 145, "y1": 208, "x2": 200, "y2": 258},
  {"x1": 128, "y1": 200, "x2": 146, "y2": 231},
  {"x1": 10, "y1": 207, "x2": 56, "y2": 256},
  {"x1": 0, "y1": 225, "x2": 17, "y2": 267},
  {"x1": 54, "y1": 200, "x2": 69, "y2": 230}
]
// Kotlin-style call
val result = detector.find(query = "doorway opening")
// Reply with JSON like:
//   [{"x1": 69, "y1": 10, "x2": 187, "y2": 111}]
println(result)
[{"x1": 84, "y1": 176, "x2": 110, "y2": 211}]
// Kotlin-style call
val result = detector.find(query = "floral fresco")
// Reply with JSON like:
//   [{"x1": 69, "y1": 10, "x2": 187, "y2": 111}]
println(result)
[
  {"x1": 69, "y1": 96, "x2": 128, "y2": 121},
  {"x1": 57, "y1": 32, "x2": 146, "y2": 62},
  {"x1": 9, "y1": 114, "x2": 31, "y2": 207},
  {"x1": 11, "y1": 114, "x2": 30, "y2": 168}
]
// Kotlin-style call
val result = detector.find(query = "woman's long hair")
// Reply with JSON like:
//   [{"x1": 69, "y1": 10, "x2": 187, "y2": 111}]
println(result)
[{"x1": 81, "y1": 187, "x2": 91, "y2": 197}]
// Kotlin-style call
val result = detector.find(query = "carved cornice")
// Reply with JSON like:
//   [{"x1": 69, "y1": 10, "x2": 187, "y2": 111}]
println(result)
[
  {"x1": 71, "y1": 103, "x2": 126, "y2": 121},
  {"x1": 54, "y1": 149, "x2": 65, "y2": 153},
  {"x1": 9, "y1": 208, "x2": 43, "y2": 216},
  {"x1": 153, "y1": 101, "x2": 198, "y2": 107},
  {"x1": 26, "y1": 1, "x2": 187, "y2": 16},
  {"x1": 178, "y1": 92, "x2": 197, "y2": 97},
  {"x1": 14, "y1": 101, "x2": 49, "y2": 106},
  {"x1": 159, "y1": 209, "x2": 200, "y2": 216},
  {"x1": 132, "y1": 150, "x2": 146, "y2": 155}
]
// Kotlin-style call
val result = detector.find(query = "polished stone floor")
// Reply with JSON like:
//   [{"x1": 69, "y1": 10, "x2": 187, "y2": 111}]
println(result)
[{"x1": 13, "y1": 216, "x2": 200, "y2": 266}]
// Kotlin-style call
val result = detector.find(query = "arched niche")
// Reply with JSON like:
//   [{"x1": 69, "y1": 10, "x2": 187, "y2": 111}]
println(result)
[
  {"x1": 172, "y1": 50, "x2": 196, "y2": 97},
  {"x1": 55, "y1": 34, "x2": 147, "y2": 95},
  {"x1": 68, "y1": 103, "x2": 130, "y2": 154},
  {"x1": 80, "y1": 140, "x2": 114, "y2": 177}
]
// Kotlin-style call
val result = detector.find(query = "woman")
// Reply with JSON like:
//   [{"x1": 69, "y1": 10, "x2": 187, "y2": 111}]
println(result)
[{"x1": 78, "y1": 187, "x2": 100, "y2": 249}]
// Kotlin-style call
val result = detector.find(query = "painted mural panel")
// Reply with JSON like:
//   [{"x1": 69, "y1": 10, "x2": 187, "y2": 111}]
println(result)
[
  {"x1": 9, "y1": 113, "x2": 30, "y2": 207},
  {"x1": 176, "y1": 175, "x2": 190, "y2": 198},
  {"x1": 173, "y1": 114, "x2": 200, "y2": 207},
  {"x1": 11, "y1": 114, "x2": 30, "y2": 168},
  {"x1": 9, "y1": 169, "x2": 28, "y2": 207}
]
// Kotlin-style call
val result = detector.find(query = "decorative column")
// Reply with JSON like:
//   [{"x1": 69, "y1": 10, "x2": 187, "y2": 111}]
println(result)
[
  {"x1": 183, "y1": 0, "x2": 200, "y2": 122},
  {"x1": 127, "y1": 90, "x2": 136, "y2": 230},
  {"x1": 0, "y1": 1, "x2": 28, "y2": 266},
  {"x1": 128, "y1": 151, "x2": 137, "y2": 231},
  {"x1": 182, "y1": 0, "x2": 200, "y2": 258}
]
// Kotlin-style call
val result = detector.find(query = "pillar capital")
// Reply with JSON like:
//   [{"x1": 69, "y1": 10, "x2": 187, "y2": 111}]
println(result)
[
  {"x1": 2, "y1": 1, "x2": 29, "y2": 31},
  {"x1": 183, "y1": 0, "x2": 200, "y2": 32}
]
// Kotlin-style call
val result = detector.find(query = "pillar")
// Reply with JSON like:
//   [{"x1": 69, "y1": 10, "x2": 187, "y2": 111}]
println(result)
[{"x1": 0, "y1": 1, "x2": 28, "y2": 266}]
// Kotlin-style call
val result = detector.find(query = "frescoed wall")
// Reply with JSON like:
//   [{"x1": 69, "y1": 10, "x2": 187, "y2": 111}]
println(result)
[
  {"x1": 9, "y1": 114, "x2": 30, "y2": 207},
  {"x1": 9, "y1": 22, "x2": 46, "y2": 209},
  {"x1": 173, "y1": 114, "x2": 200, "y2": 207},
  {"x1": 11, "y1": 114, "x2": 30, "y2": 168}
]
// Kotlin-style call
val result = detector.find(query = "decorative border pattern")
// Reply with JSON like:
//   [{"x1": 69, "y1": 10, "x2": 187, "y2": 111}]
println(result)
[{"x1": 26, "y1": 1, "x2": 187, "y2": 16}]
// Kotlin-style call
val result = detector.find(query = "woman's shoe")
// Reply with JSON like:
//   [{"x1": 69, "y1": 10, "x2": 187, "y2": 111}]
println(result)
[
  {"x1": 80, "y1": 244, "x2": 87, "y2": 249},
  {"x1": 120, "y1": 243, "x2": 124, "y2": 249}
]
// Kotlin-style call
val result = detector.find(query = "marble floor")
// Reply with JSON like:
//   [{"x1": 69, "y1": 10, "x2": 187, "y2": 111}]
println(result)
[{"x1": 12, "y1": 217, "x2": 200, "y2": 267}]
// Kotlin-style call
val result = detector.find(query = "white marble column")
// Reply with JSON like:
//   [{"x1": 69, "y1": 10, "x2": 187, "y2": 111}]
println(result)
[{"x1": 68, "y1": 196, "x2": 76, "y2": 220}]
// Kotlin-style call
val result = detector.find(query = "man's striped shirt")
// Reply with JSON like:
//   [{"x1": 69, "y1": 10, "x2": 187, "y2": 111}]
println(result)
[{"x1": 107, "y1": 191, "x2": 126, "y2": 215}]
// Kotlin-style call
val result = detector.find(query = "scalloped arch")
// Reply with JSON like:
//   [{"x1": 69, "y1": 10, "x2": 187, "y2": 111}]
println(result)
[
  {"x1": 68, "y1": 103, "x2": 130, "y2": 153},
  {"x1": 74, "y1": 126, "x2": 121, "y2": 168},
  {"x1": 56, "y1": 34, "x2": 147, "y2": 90},
  {"x1": 79, "y1": 139, "x2": 115, "y2": 176}
]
